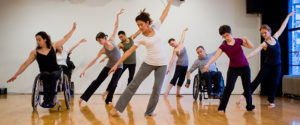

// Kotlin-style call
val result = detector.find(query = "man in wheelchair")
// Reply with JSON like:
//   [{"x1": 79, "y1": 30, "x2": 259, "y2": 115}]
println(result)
[{"x1": 186, "y1": 46, "x2": 221, "y2": 98}]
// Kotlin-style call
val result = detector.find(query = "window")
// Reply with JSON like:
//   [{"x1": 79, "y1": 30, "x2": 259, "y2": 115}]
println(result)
[{"x1": 289, "y1": 0, "x2": 300, "y2": 75}]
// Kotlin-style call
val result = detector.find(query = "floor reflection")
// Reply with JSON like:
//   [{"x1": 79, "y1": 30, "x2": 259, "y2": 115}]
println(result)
[{"x1": 164, "y1": 97, "x2": 190, "y2": 125}]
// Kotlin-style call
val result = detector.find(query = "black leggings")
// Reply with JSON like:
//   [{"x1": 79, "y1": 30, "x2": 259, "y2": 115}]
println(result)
[
  {"x1": 119, "y1": 64, "x2": 136, "y2": 85},
  {"x1": 249, "y1": 63, "x2": 281, "y2": 103},
  {"x1": 170, "y1": 65, "x2": 188, "y2": 87},
  {"x1": 39, "y1": 70, "x2": 61, "y2": 103},
  {"x1": 80, "y1": 67, "x2": 122, "y2": 104},
  {"x1": 202, "y1": 71, "x2": 221, "y2": 95},
  {"x1": 218, "y1": 66, "x2": 255, "y2": 111}
]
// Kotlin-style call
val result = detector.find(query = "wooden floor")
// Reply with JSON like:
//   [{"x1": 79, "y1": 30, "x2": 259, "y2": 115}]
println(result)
[{"x1": 0, "y1": 94, "x2": 300, "y2": 125}]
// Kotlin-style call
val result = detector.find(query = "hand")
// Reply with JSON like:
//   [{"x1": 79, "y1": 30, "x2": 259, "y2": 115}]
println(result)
[
  {"x1": 108, "y1": 65, "x2": 117, "y2": 75},
  {"x1": 185, "y1": 79, "x2": 190, "y2": 88},
  {"x1": 204, "y1": 64, "x2": 209, "y2": 72},
  {"x1": 80, "y1": 71, "x2": 85, "y2": 78},
  {"x1": 242, "y1": 37, "x2": 248, "y2": 42},
  {"x1": 166, "y1": 68, "x2": 170, "y2": 75},
  {"x1": 7, "y1": 75, "x2": 17, "y2": 83},
  {"x1": 72, "y1": 22, "x2": 77, "y2": 30},
  {"x1": 79, "y1": 38, "x2": 87, "y2": 43},
  {"x1": 288, "y1": 11, "x2": 295, "y2": 17},
  {"x1": 117, "y1": 8, "x2": 125, "y2": 16},
  {"x1": 183, "y1": 27, "x2": 188, "y2": 32}
]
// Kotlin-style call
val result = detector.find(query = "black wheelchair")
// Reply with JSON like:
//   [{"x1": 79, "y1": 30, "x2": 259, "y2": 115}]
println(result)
[
  {"x1": 193, "y1": 69, "x2": 224, "y2": 101},
  {"x1": 31, "y1": 70, "x2": 71, "y2": 110}
]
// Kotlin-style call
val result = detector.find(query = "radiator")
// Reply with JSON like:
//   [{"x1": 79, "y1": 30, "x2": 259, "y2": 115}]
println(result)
[{"x1": 282, "y1": 75, "x2": 300, "y2": 96}]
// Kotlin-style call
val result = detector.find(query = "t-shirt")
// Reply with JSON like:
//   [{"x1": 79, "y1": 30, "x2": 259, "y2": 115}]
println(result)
[
  {"x1": 134, "y1": 20, "x2": 168, "y2": 66},
  {"x1": 188, "y1": 51, "x2": 217, "y2": 73},
  {"x1": 219, "y1": 38, "x2": 249, "y2": 67},
  {"x1": 56, "y1": 49, "x2": 68, "y2": 66}
]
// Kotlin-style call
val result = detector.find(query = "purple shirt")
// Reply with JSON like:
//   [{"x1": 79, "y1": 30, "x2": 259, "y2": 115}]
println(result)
[{"x1": 219, "y1": 38, "x2": 249, "y2": 68}]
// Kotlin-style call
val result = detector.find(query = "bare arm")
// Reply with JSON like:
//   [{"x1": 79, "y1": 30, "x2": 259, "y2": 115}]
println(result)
[
  {"x1": 204, "y1": 49, "x2": 223, "y2": 72},
  {"x1": 166, "y1": 50, "x2": 177, "y2": 74},
  {"x1": 54, "y1": 22, "x2": 76, "y2": 49},
  {"x1": 242, "y1": 37, "x2": 254, "y2": 49},
  {"x1": 7, "y1": 50, "x2": 36, "y2": 83},
  {"x1": 246, "y1": 42, "x2": 266, "y2": 59},
  {"x1": 130, "y1": 30, "x2": 142, "y2": 40},
  {"x1": 108, "y1": 45, "x2": 138, "y2": 74},
  {"x1": 99, "y1": 56, "x2": 108, "y2": 63},
  {"x1": 80, "y1": 48, "x2": 105, "y2": 77},
  {"x1": 178, "y1": 28, "x2": 188, "y2": 45},
  {"x1": 160, "y1": 0, "x2": 173, "y2": 24},
  {"x1": 273, "y1": 11, "x2": 295, "y2": 39},
  {"x1": 68, "y1": 38, "x2": 87, "y2": 53},
  {"x1": 109, "y1": 8, "x2": 124, "y2": 42}
]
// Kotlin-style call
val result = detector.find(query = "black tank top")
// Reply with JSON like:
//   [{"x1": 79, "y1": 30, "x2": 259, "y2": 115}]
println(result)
[
  {"x1": 36, "y1": 47, "x2": 59, "y2": 72},
  {"x1": 264, "y1": 37, "x2": 281, "y2": 65}
]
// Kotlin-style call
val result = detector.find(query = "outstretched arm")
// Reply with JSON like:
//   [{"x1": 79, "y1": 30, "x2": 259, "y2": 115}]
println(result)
[
  {"x1": 7, "y1": 50, "x2": 36, "y2": 83},
  {"x1": 54, "y1": 22, "x2": 76, "y2": 49},
  {"x1": 108, "y1": 45, "x2": 138, "y2": 74},
  {"x1": 204, "y1": 49, "x2": 223, "y2": 72},
  {"x1": 166, "y1": 50, "x2": 177, "y2": 74},
  {"x1": 178, "y1": 28, "x2": 188, "y2": 45},
  {"x1": 246, "y1": 42, "x2": 266, "y2": 59},
  {"x1": 80, "y1": 48, "x2": 105, "y2": 78},
  {"x1": 273, "y1": 11, "x2": 295, "y2": 39},
  {"x1": 68, "y1": 38, "x2": 87, "y2": 53},
  {"x1": 109, "y1": 8, "x2": 125, "y2": 42},
  {"x1": 160, "y1": 0, "x2": 173, "y2": 24}
]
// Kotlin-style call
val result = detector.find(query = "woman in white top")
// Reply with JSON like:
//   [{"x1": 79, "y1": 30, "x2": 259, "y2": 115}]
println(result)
[
  {"x1": 109, "y1": 0, "x2": 174, "y2": 116},
  {"x1": 56, "y1": 38, "x2": 87, "y2": 75}
]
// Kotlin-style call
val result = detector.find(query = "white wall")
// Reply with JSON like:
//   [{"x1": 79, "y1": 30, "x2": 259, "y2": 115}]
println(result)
[{"x1": 0, "y1": 0, "x2": 261, "y2": 94}]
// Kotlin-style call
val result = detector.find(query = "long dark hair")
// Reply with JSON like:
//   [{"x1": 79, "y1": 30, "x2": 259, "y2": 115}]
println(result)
[
  {"x1": 35, "y1": 31, "x2": 52, "y2": 49},
  {"x1": 135, "y1": 9, "x2": 152, "y2": 25}
]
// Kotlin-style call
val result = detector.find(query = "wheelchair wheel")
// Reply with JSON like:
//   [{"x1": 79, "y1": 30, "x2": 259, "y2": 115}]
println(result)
[
  {"x1": 219, "y1": 76, "x2": 225, "y2": 99},
  {"x1": 193, "y1": 75, "x2": 200, "y2": 101},
  {"x1": 32, "y1": 74, "x2": 41, "y2": 110},
  {"x1": 63, "y1": 74, "x2": 71, "y2": 109},
  {"x1": 70, "y1": 82, "x2": 74, "y2": 96}
]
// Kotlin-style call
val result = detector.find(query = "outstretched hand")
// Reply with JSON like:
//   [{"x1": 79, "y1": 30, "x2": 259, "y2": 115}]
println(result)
[
  {"x1": 7, "y1": 76, "x2": 17, "y2": 83},
  {"x1": 80, "y1": 71, "x2": 85, "y2": 78},
  {"x1": 79, "y1": 38, "x2": 87, "y2": 43},
  {"x1": 108, "y1": 66, "x2": 117, "y2": 75},
  {"x1": 166, "y1": 68, "x2": 170, "y2": 75},
  {"x1": 204, "y1": 64, "x2": 209, "y2": 72},
  {"x1": 117, "y1": 8, "x2": 125, "y2": 16},
  {"x1": 183, "y1": 28, "x2": 188, "y2": 32},
  {"x1": 72, "y1": 22, "x2": 77, "y2": 30},
  {"x1": 288, "y1": 11, "x2": 295, "y2": 17}
]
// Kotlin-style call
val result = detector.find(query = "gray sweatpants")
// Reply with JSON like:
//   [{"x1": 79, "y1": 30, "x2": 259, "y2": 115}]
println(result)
[{"x1": 115, "y1": 62, "x2": 167, "y2": 116}]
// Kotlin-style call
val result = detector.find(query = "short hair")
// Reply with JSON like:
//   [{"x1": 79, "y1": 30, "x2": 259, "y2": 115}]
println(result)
[
  {"x1": 118, "y1": 31, "x2": 126, "y2": 35},
  {"x1": 135, "y1": 9, "x2": 152, "y2": 25},
  {"x1": 168, "y1": 38, "x2": 175, "y2": 43},
  {"x1": 95, "y1": 32, "x2": 107, "y2": 40},
  {"x1": 196, "y1": 45, "x2": 205, "y2": 51},
  {"x1": 260, "y1": 24, "x2": 272, "y2": 34},
  {"x1": 219, "y1": 25, "x2": 231, "y2": 35}
]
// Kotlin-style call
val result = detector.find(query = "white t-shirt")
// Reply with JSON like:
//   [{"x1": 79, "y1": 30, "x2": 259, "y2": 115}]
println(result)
[
  {"x1": 56, "y1": 49, "x2": 68, "y2": 66},
  {"x1": 134, "y1": 20, "x2": 167, "y2": 66}
]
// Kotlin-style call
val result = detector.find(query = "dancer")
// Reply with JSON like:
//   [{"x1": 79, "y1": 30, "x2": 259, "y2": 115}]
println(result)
[
  {"x1": 236, "y1": 11, "x2": 295, "y2": 107},
  {"x1": 109, "y1": 0, "x2": 174, "y2": 116},
  {"x1": 164, "y1": 28, "x2": 189, "y2": 97},
  {"x1": 204, "y1": 25, "x2": 255, "y2": 112},
  {"x1": 7, "y1": 23, "x2": 77, "y2": 106},
  {"x1": 78, "y1": 9, "x2": 124, "y2": 105}
]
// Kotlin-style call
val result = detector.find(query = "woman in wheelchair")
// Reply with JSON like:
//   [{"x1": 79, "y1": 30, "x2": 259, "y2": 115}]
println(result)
[
  {"x1": 186, "y1": 46, "x2": 219, "y2": 98},
  {"x1": 7, "y1": 22, "x2": 77, "y2": 107}
]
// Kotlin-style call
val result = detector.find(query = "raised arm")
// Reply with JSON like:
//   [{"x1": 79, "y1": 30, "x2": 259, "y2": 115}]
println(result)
[
  {"x1": 204, "y1": 49, "x2": 223, "y2": 72},
  {"x1": 273, "y1": 11, "x2": 295, "y2": 39},
  {"x1": 54, "y1": 22, "x2": 76, "y2": 49},
  {"x1": 80, "y1": 48, "x2": 105, "y2": 78},
  {"x1": 109, "y1": 8, "x2": 125, "y2": 42},
  {"x1": 160, "y1": 0, "x2": 173, "y2": 24},
  {"x1": 178, "y1": 28, "x2": 188, "y2": 45},
  {"x1": 246, "y1": 42, "x2": 266, "y2": 59},
  {"x1": 166, "y1": 50, "x2": 177, "y2": 74},
  {"x1": 68, "y1": 38, "x2": 87, "y2": 53},
  {"x1": 130, "y1": 30, "x2": 142, "y2": 40},
  {"x1": 108, "y1": 45, "x2": 138, "y2": 75},
  {"x1": 7, "y1": 50, "x2": 36, "y2": 83},
  {"x1": 242, "y1": 37, "x2": 254, "y2": 49}
]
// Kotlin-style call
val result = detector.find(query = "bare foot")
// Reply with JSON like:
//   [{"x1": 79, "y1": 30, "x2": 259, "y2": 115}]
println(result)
[
  {"x1": 236, "y1": 95, "x2": 244, "y2": 105},
  {"x1": 176, "y1": 94, "x2": 183, "y2": 97},
  {"x1": 107, "y1": 102, "x2": 113, "y2": 106},
  {"x1": 164, "y1": 93, "x2": 168, "y2": 98},
  {"x1": 110, "y1": 108, "x2": 119, "y2": 117},
  {"x1": 218, "y1": 110, "x2": 225, "y2": 114},
  {"x1": 102, "y1": 91, "x2": 108, "y2": 100},
  {"x1": 78, "y1": 98, "x2": 83, "y2": 107}
]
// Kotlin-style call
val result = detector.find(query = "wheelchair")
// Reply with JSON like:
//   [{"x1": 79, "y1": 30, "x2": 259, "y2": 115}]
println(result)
[
  {"x1": 31, "y1": 70, "x2": 71, "y2": 110},
  {"x1": 193, "y1": 69, "x2": 224, "y2": 101}
]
